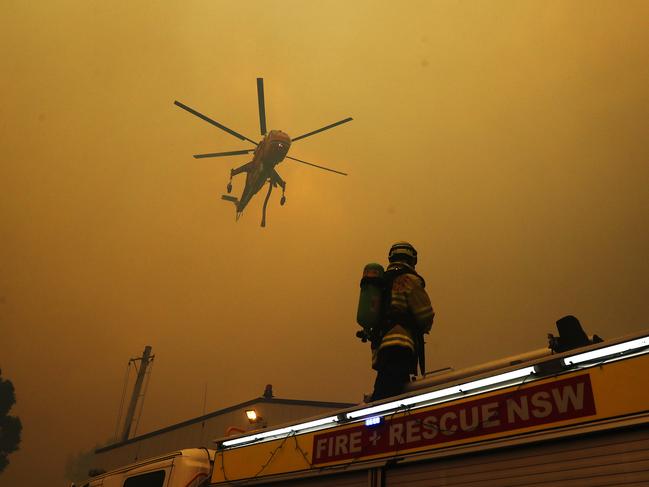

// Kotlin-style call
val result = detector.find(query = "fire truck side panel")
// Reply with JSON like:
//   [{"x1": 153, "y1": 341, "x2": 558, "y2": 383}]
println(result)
[{"x1": 386, "y1": 424, "x2": 649, "y2": 486}]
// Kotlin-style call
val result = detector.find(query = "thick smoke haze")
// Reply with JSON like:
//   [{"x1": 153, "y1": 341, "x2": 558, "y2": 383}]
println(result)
[{"x1": 2, "y1": 1, "x2": 648, "y2": 484}]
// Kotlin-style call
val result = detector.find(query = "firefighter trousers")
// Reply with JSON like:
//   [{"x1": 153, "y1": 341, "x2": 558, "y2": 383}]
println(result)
[{"x1": 371, "y1": 347, "x2": 413, "y2": 402}]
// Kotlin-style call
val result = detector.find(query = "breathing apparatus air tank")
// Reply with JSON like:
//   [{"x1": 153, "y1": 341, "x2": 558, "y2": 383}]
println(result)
[{"x1": 356, "y1": 263, "x2": 385, "y2": 341}]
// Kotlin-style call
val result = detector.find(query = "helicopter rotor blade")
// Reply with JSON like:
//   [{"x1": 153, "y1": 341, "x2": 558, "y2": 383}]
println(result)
[
  {"x1": 193, "y1": 149, "x2": 255, "y2": 159},
  {"x1": 174, "y1": 100, "x2": 258, "y2": 146},
  {"x1": 292, "y1": 117, "x2": 353, "y2": 142},
  {"x1": 286, "y1": 156, "x2": 348, "y2": 176},
  {"x1": 257, "y1": 78, "x2": 267, "y2": 136}
]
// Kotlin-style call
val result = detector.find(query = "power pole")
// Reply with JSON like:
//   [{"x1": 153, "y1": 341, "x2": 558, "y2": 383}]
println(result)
[{"x1": 121, "y1": 345, "x2": 154, "y2": 442}]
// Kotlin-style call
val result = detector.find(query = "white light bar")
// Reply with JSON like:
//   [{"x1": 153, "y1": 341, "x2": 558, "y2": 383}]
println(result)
[
  {"x1": 564, "y1": 336, "x2": 649, "y2": 366},
  {"x1": 220, "y1": 364, "x2": 533, "y2": 448},
  {"x1": 459, "y1": 367, "x2": 536, "y2": 392},
  {"x1": 346, "y1": 386, "x2": 460, "y2": 420},
  {"x1": 347, "y1": 366, "x2": 535, "y2": 420},
  {"x1": 221, "y1": 415, "x2": 339, "y2": 448}
]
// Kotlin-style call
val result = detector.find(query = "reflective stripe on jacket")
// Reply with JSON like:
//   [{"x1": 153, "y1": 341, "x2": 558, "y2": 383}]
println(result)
[{"x1": 372, "y1": 263, "x2": 434, "y2": 369}]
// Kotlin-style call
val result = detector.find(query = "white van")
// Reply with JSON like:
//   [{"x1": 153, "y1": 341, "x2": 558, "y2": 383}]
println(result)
[{"x1": 78, "y1": 448, "x2": 213, "y2": 487}]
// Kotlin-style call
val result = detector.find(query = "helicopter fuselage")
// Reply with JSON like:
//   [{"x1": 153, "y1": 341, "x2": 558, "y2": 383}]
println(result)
[{"x1": 237, "y1": 130, "x2": 291, "y2": 211}]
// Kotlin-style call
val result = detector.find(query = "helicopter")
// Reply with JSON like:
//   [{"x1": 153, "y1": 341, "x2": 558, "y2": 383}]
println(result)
[{"x1": 174, "y1": 78, "x2": 352, "y2": 227}]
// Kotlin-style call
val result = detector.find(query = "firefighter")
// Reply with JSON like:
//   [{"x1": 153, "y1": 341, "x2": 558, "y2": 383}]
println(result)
[{"x1": 370, "y1": 241, "x2": 435, "y2": 401}]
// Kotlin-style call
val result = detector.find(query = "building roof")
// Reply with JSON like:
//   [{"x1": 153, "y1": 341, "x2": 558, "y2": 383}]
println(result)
[{"x1": 96, "y1": 396, "x2": 355, "y2": 453}]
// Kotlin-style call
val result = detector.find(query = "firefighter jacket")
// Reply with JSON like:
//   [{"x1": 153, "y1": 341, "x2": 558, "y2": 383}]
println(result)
[{"x1": 372, "y1": 263, "x2": 434, "y2": 370}]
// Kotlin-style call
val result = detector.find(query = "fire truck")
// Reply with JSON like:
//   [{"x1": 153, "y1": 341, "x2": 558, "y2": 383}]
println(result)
[{"x1": 79, "y1": 328, "x2": 649, "y2": 486}]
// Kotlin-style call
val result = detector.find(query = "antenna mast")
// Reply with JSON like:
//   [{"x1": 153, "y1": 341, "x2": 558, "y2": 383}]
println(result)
[{"x1": 120, "y1": 345, "x2": 154, "y2": 442}]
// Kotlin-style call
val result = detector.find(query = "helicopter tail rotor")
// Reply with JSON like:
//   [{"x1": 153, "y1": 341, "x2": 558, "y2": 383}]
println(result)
[{"x1": 222, "y1": 195, "x2": 238, "y2": 204}]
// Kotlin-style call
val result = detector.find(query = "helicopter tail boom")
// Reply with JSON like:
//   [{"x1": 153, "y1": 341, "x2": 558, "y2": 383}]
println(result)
[{"x1": 221, "y1": 195, "x2": 243, "y2": 221}]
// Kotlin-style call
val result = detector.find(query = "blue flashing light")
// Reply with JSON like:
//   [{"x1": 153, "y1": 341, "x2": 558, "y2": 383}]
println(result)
[{"x1": 365, "y1": 416, "x2": 382, "y2": 427}]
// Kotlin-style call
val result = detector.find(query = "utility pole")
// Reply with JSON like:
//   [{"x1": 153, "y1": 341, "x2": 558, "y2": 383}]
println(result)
[{"x1": 121, "y1": 345, "x2": 154, "y2": 442}]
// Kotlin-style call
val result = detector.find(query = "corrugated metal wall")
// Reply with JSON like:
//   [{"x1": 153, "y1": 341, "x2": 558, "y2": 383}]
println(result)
[
  {"x1": 282, "y1": 470, "x2": 368, "y2": 487},
  {"x1": 94, "y1": 402, "x2": 347, "y2": 473},
  {"x1": 385, "y1": 425, "x2": 649, "y2": 486}
]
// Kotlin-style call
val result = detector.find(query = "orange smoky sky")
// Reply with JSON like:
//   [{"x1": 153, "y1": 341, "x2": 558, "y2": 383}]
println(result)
[{"x1": 1, "y1": 1, "x2": 649, "y2": 484}]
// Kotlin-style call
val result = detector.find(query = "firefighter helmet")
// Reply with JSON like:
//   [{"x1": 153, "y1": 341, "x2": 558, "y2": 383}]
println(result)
[{"x1": 388, "y1": 241, "x2": 417, "y2": 265}]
